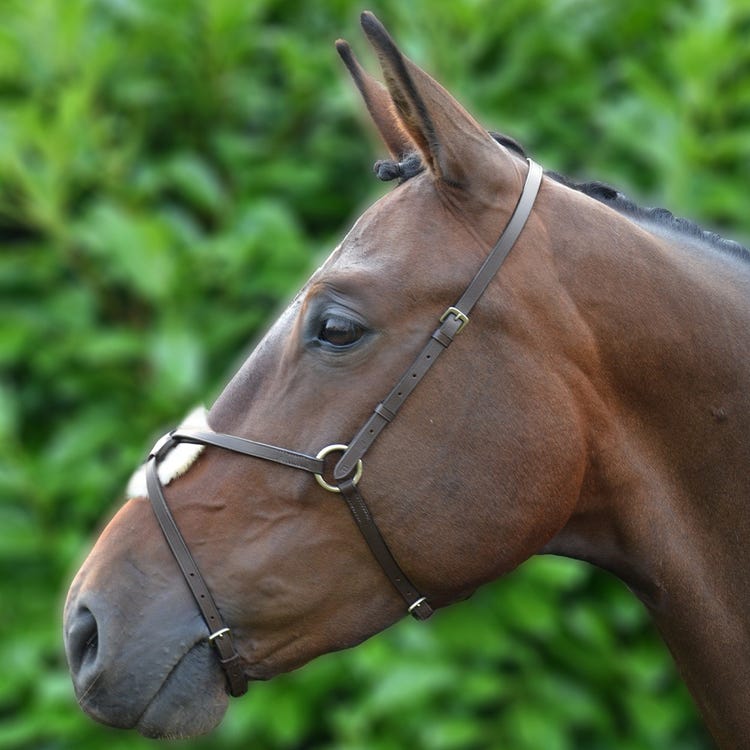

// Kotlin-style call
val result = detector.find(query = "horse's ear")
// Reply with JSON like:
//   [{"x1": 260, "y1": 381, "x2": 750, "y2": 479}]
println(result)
[
  {"x1": 335, "y1": 39, "x2": 413, "y2": 159},
  {"x1": 358, "y1": 11, "x2": 510, "y2": 189}
]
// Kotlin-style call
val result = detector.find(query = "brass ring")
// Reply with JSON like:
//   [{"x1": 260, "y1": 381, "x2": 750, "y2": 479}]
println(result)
[{"x1": 314, "y1": 444, "x2": 363, "y2": 493}]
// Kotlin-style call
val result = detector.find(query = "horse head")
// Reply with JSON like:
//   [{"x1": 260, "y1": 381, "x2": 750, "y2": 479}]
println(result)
[{"x1": 69, "y1": 11, "x2": 738, "y2": 740}]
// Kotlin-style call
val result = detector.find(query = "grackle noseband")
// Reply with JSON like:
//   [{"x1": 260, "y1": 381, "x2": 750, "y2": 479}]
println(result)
[{"x1": 144, "y1": 158, "x2": 544, "y2": 697}]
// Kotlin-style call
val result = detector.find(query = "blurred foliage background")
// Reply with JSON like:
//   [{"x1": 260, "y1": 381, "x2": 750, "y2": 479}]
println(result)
[{"x1": 2, "y1": 0, "x2": 748, "y2": 747}]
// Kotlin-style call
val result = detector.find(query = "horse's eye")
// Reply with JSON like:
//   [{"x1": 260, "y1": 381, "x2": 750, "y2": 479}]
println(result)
[{"x1": 318, "y1": 316, "x2": 364, "y2": 348}]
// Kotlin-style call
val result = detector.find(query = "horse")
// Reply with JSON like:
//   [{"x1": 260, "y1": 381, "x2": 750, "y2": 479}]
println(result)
[{"x1": 64, "y1": 12, "x2": 750, "y2": 746}]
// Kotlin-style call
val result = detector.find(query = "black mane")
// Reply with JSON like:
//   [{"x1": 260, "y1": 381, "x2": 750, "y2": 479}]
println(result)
[
  {"x1": 548, "y1": 170, "x2": 750, "y2": 263},
  {"x1": 374, "y1": 133, "x2": 750, "y2": 263}
]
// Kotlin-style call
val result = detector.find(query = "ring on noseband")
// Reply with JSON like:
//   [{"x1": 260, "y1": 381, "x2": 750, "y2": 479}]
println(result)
[{"x1": 314, "y1": 444, "x2": 363, "y2": 493}]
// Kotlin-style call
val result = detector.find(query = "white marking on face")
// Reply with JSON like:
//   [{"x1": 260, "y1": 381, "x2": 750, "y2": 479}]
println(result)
[{"x1": 125, "y1": 406, "x2": 210, "y2": 499}]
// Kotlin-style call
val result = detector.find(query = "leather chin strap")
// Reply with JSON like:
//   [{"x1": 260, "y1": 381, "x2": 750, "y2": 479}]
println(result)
[{"x1": 143, "y1": 159, "x2": 543, "y2": 698}]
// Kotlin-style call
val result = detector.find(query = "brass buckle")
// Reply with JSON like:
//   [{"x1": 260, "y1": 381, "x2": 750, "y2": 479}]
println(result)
[
  {"x1": 315, "y1": 444, "x2": 363, "y2": 493},
  {"x1": 440, "y1": 306, "x2": 469, "y2": 334}
]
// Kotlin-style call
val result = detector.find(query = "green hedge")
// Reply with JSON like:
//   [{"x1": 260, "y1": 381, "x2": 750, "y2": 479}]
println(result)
[{"x1": 3, "y1": 0, "x2": 748, "y2": 747}]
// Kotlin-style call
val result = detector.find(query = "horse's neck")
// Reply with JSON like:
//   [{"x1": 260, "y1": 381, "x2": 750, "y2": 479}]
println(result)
[{"x1": 543, "y1": 194, "x2": 750, "y2": 746}]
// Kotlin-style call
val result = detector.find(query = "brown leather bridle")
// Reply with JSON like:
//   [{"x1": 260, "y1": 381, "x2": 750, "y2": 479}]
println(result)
[{"x1": 144, "y1": 158, "x2": 544, "y2": 697}]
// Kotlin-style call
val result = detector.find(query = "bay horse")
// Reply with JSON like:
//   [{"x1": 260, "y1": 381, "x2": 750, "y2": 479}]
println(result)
[{"x1": 64, "y1": 12, "x2": 750, "y2": 746}]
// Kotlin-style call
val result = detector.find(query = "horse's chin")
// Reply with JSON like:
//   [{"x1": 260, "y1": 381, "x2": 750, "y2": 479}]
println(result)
[{"x1": 135, "y1": 641, "x2": 230, "y2": 739}]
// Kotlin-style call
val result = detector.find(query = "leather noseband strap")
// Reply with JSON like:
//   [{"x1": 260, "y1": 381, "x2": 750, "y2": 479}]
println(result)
[{"x1": 144, "y1": 158, "x2": 543, "y2": 697}]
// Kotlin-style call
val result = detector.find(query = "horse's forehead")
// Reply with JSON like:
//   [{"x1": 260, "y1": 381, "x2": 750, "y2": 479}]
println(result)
[{"x1": 330, "y1": 176, "x2": 448, "y2": 269}]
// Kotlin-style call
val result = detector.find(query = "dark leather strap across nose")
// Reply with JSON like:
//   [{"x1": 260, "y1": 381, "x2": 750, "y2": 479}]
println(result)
[{"x1": 170, "y1": 429, "x2": 325, "y2": 474}]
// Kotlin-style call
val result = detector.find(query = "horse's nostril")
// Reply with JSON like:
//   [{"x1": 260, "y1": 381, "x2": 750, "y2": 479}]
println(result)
[
  {"x1": 84, "y1": 626, "x2": 98, "y2": 659},
  {"x1": 66, "y1": 606, "x2": 99, "y2": 677}
]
